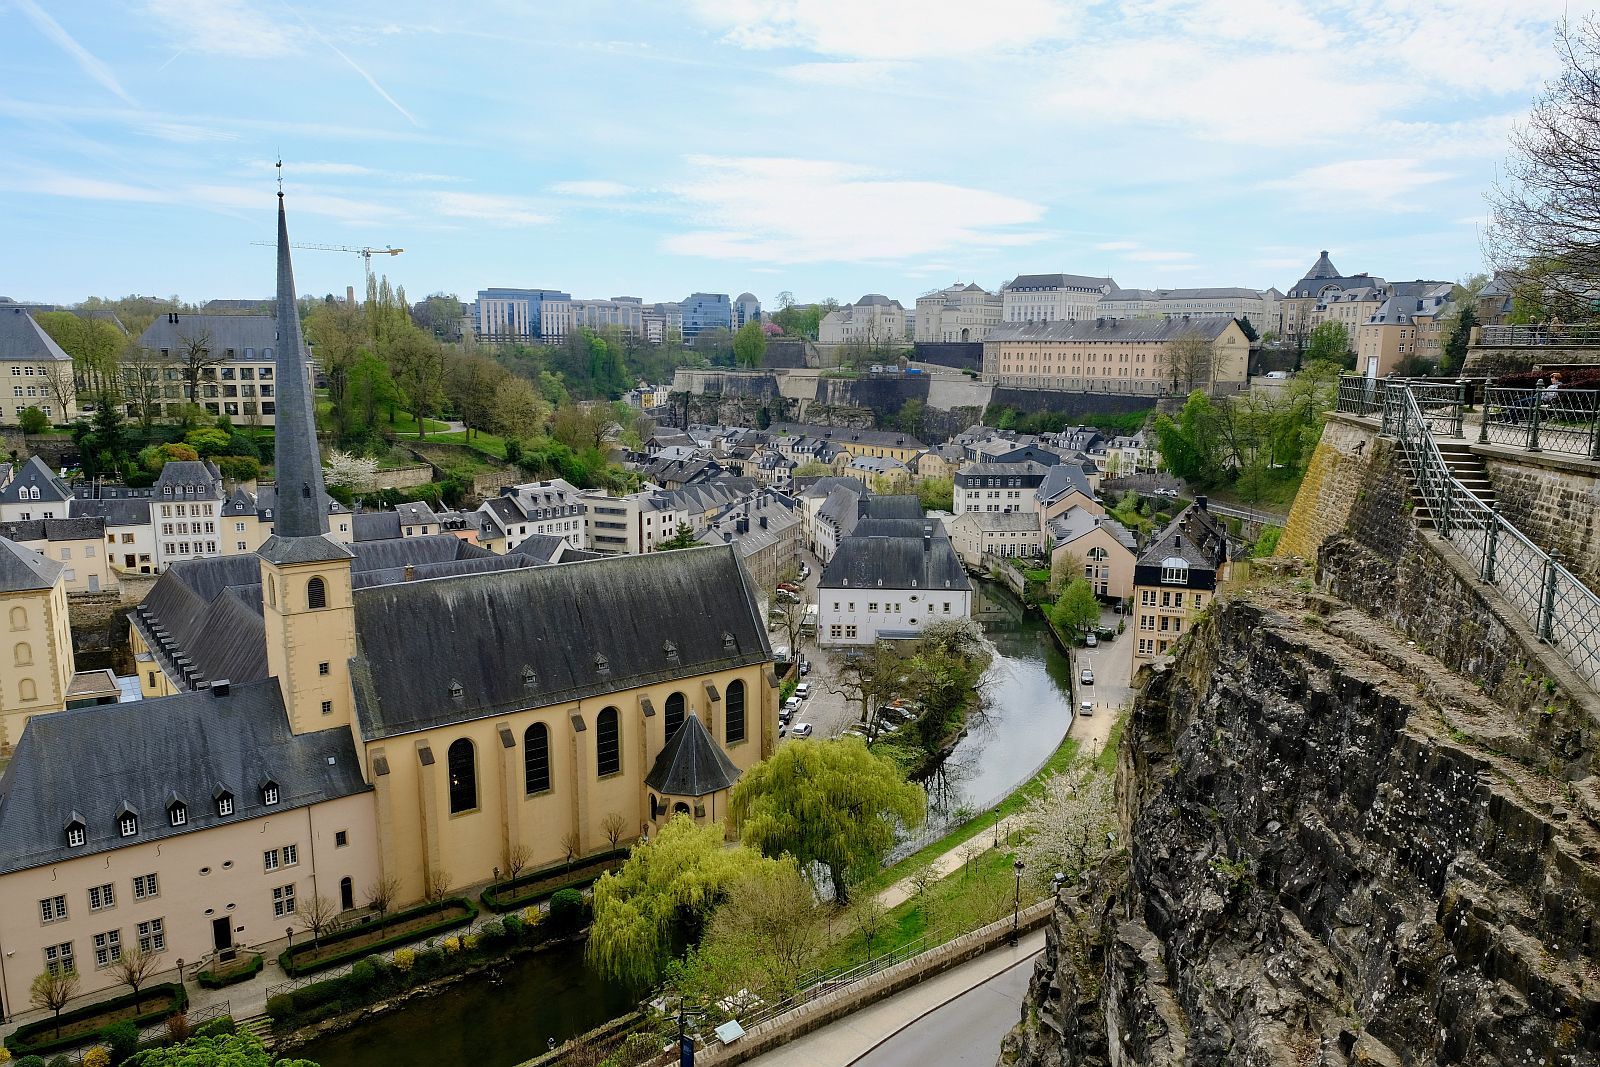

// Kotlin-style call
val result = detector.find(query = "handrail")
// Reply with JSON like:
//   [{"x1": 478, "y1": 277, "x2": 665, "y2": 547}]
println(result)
[
  {"x1": 1387, "y1": 382, "x2": 1599, "y2": 692},
  {"x1": 1478, "y1": 324, "x2": 1600, "y2": 348}
]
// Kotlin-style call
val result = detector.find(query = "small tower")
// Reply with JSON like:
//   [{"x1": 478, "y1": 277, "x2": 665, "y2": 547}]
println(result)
[
  {"x1": 258, "y1": 178, "x2": 358, "y2": 736},
  {"x1": 0, "y1": 537, "x2": 75, "y2": 750}
]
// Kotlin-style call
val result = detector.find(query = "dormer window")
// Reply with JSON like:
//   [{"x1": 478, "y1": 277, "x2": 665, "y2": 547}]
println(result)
[
  {"x1": 521, "y1": 665, "x2": 537, "y2": 689},
  {"x1": 1160, "y1": 557, "x2": 1190, "y2": 585},
  {"x1": 448, "y1": 680, "x2": 464, "y2": 700},
  {"x1": 261, "y1": 782, "x2": 280, "y2": 806},
  {"x1": 168, "y1": 801, "x2": 187, "y2": 827},
  {"x1": 118, "y1": 811, "x2": 139, "y2": 837},
  {"x1": 215, "y1": 790, "x2": 234, "y2": 817},
  {"x1": 65, "y1": 815, "x2": 86, "y2": 847}
]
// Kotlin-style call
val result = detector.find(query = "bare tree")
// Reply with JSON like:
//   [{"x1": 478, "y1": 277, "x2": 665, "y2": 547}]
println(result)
[
  {"x1": 502, "y1": 842, "x2": 531, "y2": 881},
  {"x1": 173, "y1": 327, "x2": 228, "y2": 418},
  {"x1": 364, "y1": 874, "x2": 401, "y2": 917},
  {"x1": 829, "y1": 641, "x2": 908, "y2": 741},
  {"x1": 30, "y1": 968, "x2": 78, "y2": 1037},
  {"x1": 601, "y1": 811, "x2": 628, "y2": 848},
  {"x1": 560, "y1": 830, "x2": 581, "y2": 870},
  {"x1": 38, "y1": 360, "x2": 77, "y2": 422},
  {"x1": 423, "y1": 868, "x2": 451, "y2": 903},
  {"x1": 297, "y1": 893, "x2": 339, "y2": 942},
  {"x1": 1160, "y1": 329, "x2": 1214, "y2": 393},
  {"x1": 119, "y1": 344, "x2": 166, "y2": 432},
  {"x1": 107, "y1": 943, "x2": 158, "y2": 1011},
  {"x1": 1487, "y1": 16, "x2": 1600, "y2": 321}
]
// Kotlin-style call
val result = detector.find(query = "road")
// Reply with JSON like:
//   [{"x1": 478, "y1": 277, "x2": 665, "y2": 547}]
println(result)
[
  {"x1": 850, "y1": 955, "x2": 1036, "y2": 1067},
  {"x1": 1067, "y1": 607, "x2": 1133, "y2": 756},
  {"x1": 1200, "y1": 499, "x2": 1288, "y2": 526}
]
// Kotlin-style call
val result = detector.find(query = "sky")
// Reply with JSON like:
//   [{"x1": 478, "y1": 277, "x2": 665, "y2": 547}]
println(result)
[{"x1": 1, "y1": 0, "x2": 1593, "y2": 310}]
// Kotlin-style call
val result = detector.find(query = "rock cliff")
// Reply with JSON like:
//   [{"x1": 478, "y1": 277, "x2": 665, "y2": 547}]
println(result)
[{"x1": 1005, "y1": 572, "x2": 1600, "y2": 1066}]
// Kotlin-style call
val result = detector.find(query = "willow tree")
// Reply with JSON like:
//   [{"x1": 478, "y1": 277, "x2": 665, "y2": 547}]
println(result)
[
  {"x1": 586, "y1": 815, "x2": 776, "y2": 991},
  {"x1": 730, "y1": 737, "x2": 925, "y2": 903}
]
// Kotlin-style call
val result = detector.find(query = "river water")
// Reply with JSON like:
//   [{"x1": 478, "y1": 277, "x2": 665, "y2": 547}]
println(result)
[{"x1": 301, "y1": 581, "x2": 1073, "y2": 1067}]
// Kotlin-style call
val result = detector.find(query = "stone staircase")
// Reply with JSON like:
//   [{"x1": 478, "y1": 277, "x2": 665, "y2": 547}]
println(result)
[
  {"x1": 1407, "y1": 439, "x2": 1496, "y2": 530},
  {"x1": 236, "y1": 1013, "x2": 274, "y2": 1048}
]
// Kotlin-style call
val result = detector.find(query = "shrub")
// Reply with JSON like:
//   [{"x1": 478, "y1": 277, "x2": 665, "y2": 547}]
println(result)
[
  {"x1": 346, "y1": 960, "x2": 379, "y2": 994},
  {"x1": 213, "y1": 455, "x2": 261, "y2": 483},
  {"x1": 502, "y1": 914, "x2": 524, "y2": 940},
  {"x1": 196, "y1": 953, "x2": 263, "y2": 989},
  {"x1": 477, "y1": 918, "x2": 507, "y2": 948},
  {"x1": 16, "y1": 1056, "x2": 47, "y2": 1067},
  {"x1": 19, "y1": 408, "x2": 49, "y2": 434},
  {"x1": 462, "y1": 933, "x2": 479, "y2": 952},
  {"x1": 193, "y1": 1018, "x2": 236, "y2": 1038},
  {"x1": 277, "y1": 898, "x2": 476, "y2": 976},
  {"x1": 265, "y1": 995, "x2": 292, "y2": 1020},
  {"x1": 103, "y1": 1023, "x2": 138, "y2": 1066},
  {"x1": 392, "y1": 948, "x2": 415, "y2": 972},
  {"x1": 46, "y1": 1056, "x2": 70, "y2": 1067},
  {"x1": 547, "y1": 889, "x2": 586, "y2": 934},
  {"x1": 81, "y1": 1051, "x2": 108, "y2": 1067}
]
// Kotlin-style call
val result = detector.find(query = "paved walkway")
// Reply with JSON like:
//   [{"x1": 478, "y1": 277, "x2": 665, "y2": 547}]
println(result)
[{"x1": 740, "y1": 932, "x2": 1045, "y2": 1067}]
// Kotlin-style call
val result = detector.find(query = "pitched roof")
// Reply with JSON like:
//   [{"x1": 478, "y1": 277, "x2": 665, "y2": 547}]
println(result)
[
  {"x1": 767, "y1": 422, "x2": 926, "y2": 451},
  {"x1": 644, "y1": 714, "x2": 742, "y2": 796},
  {"x1": 0, "y1": 516, "x2": 106, "y2": 543},
  {"x1": 0, "y1": 679, "x2": 368, "y2": 875},
  {"x1": 0, "y1": 306, "x2": 73, "y2": 363},
  {"x1": 0, "y1": 456, "x2": 71, "y2": 505},
  {"x1": 820, "y1": 521, "x2": 970, "y2": 592},
  {"x1": 135, "y1": 313, "x2": 277, "y2": 352},
  {"x1": 348, "y1": 545, "x2": 771, "y2": 740},
  {"x1": 860, "y1": 495, "x2": 923, "y2": 520},
  {"x1": 957, "y1": 511, "x2": 1043, "y2": 533},
  {"x1": 153, "y1": 460, "x2": 223, "y2": 498},
  {"x1": 352, "y1": 511, "x2": 403, "y2": 542},
  {"x1": 0, "y1": 536, "x2": 62, "y2": 592},
  {"x1": 1048, "y1": 505, "x2": 1136, "y2": 551},
  {"x1": 1137, "y1": 504, "x2": 1229, "y2": 569},
  {"x1": 1035, "y1": 462, "x2": 1095, "y2": 504},
  {"x1": 1004, "y1": 273, "x2": 1117, "y2": 292},
  {"x1": 1299, "y1": 250, "x2": 1340, "y2": 283}
]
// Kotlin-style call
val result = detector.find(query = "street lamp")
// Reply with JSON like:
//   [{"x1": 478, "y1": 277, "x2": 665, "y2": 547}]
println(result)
[{"x1": 1010, "y1": 860, "x2": 1025, "y2": 946}]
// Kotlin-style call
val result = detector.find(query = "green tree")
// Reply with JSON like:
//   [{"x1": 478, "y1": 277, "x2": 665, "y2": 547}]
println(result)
[
  {"x1": 731, "y1": 737, "x2": 926, "y2": 903},
  {"x1": 733, "y1": 321, "x2": 768, "y2": 368},
  {"x1": 1441, "y1": 302, "x2": 1478, "y2": 375},
  {"x1": 29, "y1": 968, "x2": 77, "y2": 1037},
  {"x1": 653, "y1": 522, "x2": 699, "y2": 551},
  {"x1": 916, "y1": 476, "x2": 953, "y2": 513},
  {"x1": 895, "y1": 398, "x2": 925, "y2": 436},
  {"x1": 586, "y1": 815, "x2": 777, "y2": 991},
  {"x1": 124, "y1": 1031, "x2": 317, "y2": 1067},
  {"x1": 1051, "y1": 579, "x2": 1101, "y2": 639},
  {"x1": 183, "y1": 428, "x2": 232, "y2": 456},
  {"x1": 672, "y1": 858, "x2": 825, "y2": 1006},
  {"x1": 18, "y1": 407, "x2": 49, "y2": 434},
  {"x1": 1304, "y1": 321, "x2": 1352, "y2": 368}
]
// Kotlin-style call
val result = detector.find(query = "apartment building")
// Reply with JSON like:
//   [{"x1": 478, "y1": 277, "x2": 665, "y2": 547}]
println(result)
[
  {"x1": 1000, "y1": 274, "x2": 1117, "y2": 324},
  {"x1": 818, "y1": 517, "x2": 971, "y2": 646},
  {"x1": 1, "y1": 306, "x2": 77, "y2": 425},
  {"x1": 1131, "y1": 500, "x2": 1229, "y2": 665},
  {"x1": 953, "y1": 461, "x2": 1051, "y2": 514},
  {"x1": 1281, "y1": 252, "x2": 1387, "y2": 345},
  {"x1": 581, "y1": 479, "x2": 757, "y2": 555},
  {"x1": 950, "y1": 510, "x2": 1045, "y2": 566},
  {"x1": 130, "y1": 314, "x2": 289, "y2": 426},
  {"x1": 1046, "y1": 506, "x2": 1137, "y2": 601},
  {"x1": 1098, "y1": 287, "x2": 1281, "y2": 336},
  {"x1": 474, "y1": 480, "x2": 587, "y2": 553},
  {"x1": 0, "y1": 517, "x2": 115, "y2": 593},
  {"x1": 819, "y1": 294, "x2": 908, "y2": 345},
  {"x1": 982, "y1": 317, "x2": 1250, "y2": 393},
  {"x1": 475, "y1": 288, "x2": 571, "y2": 342}
]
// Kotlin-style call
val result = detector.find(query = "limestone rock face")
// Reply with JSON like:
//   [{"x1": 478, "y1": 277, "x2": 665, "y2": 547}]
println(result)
[{"x1": 1005, "y1": 586, "x2": 1600, "y2": 1067}]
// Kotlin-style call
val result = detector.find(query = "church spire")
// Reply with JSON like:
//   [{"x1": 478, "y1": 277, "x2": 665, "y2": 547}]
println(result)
[{"x1": 270, "y1": 172, "x2": 331, "y2": 539}]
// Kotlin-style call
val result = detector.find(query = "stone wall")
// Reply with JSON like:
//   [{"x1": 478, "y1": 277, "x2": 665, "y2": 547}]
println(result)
[
  {"x1": 1277, "y1": 413, "x2": 1381, "y2": 560},
  {"x1": 1478, "y1": 448, "x2": 1600, "y2": 589}
]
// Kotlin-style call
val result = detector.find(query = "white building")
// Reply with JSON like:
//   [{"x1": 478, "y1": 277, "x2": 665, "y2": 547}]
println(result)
[
  {"x1": 581, "y1": 480, "x2": 756, "y2": 555},
  {"x1": 476, "y1": 479, "x2": 587, "y2": 553},
  {"x1": 148, "y1": 461, "x2": 225, "y2": 568},
  {"x1": 1000, "y1": 274, "x2": 1117, "y2": 325},
  {"x1": 540, "y1": 297, "x2": 646, "y2": 341},
  {"x1": 819, "y1": 294, "x2": 908, "y2": 346},
  {"x1": 915, "y1": 283, "x2": 1003, "y2": 343},
  {"x1": 953, "y1": 460, "x2": 1051, "y2": 515},
  {"x1": 817, "y1": 518, "x2": 971, "y2": 645}
]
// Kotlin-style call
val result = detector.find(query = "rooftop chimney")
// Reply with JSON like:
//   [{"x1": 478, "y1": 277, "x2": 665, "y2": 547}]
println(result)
[
  {"x1": 1195, "y1": 495, "x2": 1207, "y2": 512},
  {"x1": 403, "y1": 564, "x2": 415, "y2": 581},
  {"x1": 211, "y1": 679, "x2": 231, "y2": 697}
]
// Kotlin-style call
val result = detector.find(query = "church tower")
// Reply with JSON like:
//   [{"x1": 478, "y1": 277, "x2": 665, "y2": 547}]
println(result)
[{"x1": 258, "y1": 178, "x2": 358, "y2": 736}]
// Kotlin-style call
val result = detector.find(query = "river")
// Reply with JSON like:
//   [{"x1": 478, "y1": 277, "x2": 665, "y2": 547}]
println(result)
[{"x1": 301, "y1": 581, "x2": 1074, "y2": 1067}]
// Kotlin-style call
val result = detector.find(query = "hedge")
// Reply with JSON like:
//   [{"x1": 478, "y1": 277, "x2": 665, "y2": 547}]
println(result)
[
  {"x1": 6, "y1": 983, "x2": 187, "y2": 1057},
  {"x1": 277, "y1": 897, "x2": 477, "y2": 976},
  {"x1": 196, "y1": 952, "x2": 264, "y2": 989},
  {"x1": 479, "y1": 849, "x2": 628, "y2": 912}
]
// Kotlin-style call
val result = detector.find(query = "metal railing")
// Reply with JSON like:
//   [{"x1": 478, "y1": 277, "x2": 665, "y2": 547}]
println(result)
[
  {"x1": 1479, "y1": 324, "x2": 1600, "y2": 348},
  {"x1": 1389, "y1": 384, "x2": 1600, "y2": 692},
  {"x1": 1478, "y1": 386, "x2": 1600, "y2": 459}
]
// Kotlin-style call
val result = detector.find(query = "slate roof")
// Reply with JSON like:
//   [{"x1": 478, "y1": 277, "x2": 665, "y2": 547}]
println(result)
[
  {"x1": 352, "y1": 511, "x2": 403, "y2": 542},
  {"x1": 820, "y1": 521, "x2": 969, "y2": 592},
  {"x1": 0, "y1": 536, "x2": 62, "y2": 592},
  {"x1": 1004, "y1": 273, "x2": 1117, "y2": 292},
  {"x1": 799, "y1": 476, "x2": 868, "y2": 501},
  {"x1": 985, "y1": 317, "x2": 1240, "y2": 344},
  {"x1": 854, "y1": 293, "x2": 903, "y2": 308},
  {"x1": 0, "y1": 306, "x2": 74, "y2": 363},
  {"x1": 860, "y1": 495, "x2": 923, "y2": 520},
  {"x1": 1048, "y1": 505, "x2": 1136, "y2": 551},
  {"x1": 507, "y1": 533, "x2": 567, "y2": 563},
  {"x1": 958, "y1": 511, "x2": 1043, "y2": 533},
  {"x1": 1102, "y1": 286, "x2": 1267, "y2": 302},
  {"x1": 957, "y1": 460, "x2": 1051, "y2": 480},
  {"x1": 70, "y1": 495, "x2": 152, "y2": 527},
  {"x1": 0, "y1": 516, "x2": 105, "y2": 543},
  {"x1": 767, "y1": 422, "x2": 926, "y2": 451},
  {"x1": 1035, "y1": 462, "x2": 1096, "y2": 505},
  {"x1": 153, "y1": 460, "x2": 223, "y2": 499},
  {"x1": 134, "y1": 313, "x2": 277, "y2": 354},
  {"x1": 0, "y1": 456, "x2": 71, "y2": 506},
  {"x1": 348, "y1": 544, "x2": 771, "y2": 740},
  {"x1": 644, "y1": 714, "x2": 742, "y2": 797},
  {"x1": 1137, "y1": 503, "x2": 1229, "y2": 570},
  {"x1": 0, "y1": 679, "x2": 368, "y2": 875}
]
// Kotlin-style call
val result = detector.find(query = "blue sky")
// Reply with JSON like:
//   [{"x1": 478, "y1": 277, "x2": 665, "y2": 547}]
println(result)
[{"x1": 2, "y1": 0, "x2": 1592, "y2": 309}]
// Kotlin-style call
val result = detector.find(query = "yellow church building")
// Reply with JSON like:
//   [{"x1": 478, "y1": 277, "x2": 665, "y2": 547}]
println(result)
[{"x1": 0, "y1": 193, "x2": 776, "y2": 1009}]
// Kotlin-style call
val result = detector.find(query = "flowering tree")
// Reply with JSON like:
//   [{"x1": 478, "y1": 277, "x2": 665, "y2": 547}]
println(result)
[
  {"x1": 322, "y1": 450, "x2": 380, "y2": 495},
  {"x1": 1017, "y1": 758, "x2": 1118, "y2": 889}
]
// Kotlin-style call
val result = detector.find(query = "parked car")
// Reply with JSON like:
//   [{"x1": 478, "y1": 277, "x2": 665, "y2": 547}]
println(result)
[
  {"x1": 1084, "y1": 633, "x2": 1097, "y2": 647},
  {"x1": 780, "y1": 707, "x2": 793, "y2": 724},
  {"x1": 798, "y1": 660, "x2": 811, "y2": 675},
  {"x1": 776, "y1": 589, "x2": 802, "y2": 604},
  {"x1": 1080, "y1": 667, "x2": 1094, "y2": 686},
  {"x1": 1079, "y1": 700, "x2": 1094, "y2": 717},
  {"x1": 798, "y1": 564, "x2": 811, "y2": 578},
  {"x1": 794, "y1": 682, "x2": 811, "y2": 699},
  {"x1": 777, "y1": 581, "x2": 802, "y2": 593},
  {"x1": 784, "y1": 696, "x2": 801, "y2": 713},
  {"x1": 791, "y1": 723, "x2": 814, "y2": 739},
  {"x1": 1157, "y1": 487, "x2": 1179, "y2": 498}
]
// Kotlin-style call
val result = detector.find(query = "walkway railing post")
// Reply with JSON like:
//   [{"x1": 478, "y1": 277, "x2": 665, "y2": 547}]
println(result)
[
  {"x1": 1479, "y1": 393, "x2": 1491, "y2": 443},
  {"x1": 1440, "y1": 479, "x2": 1452, "y2": 540},
  {"x1": 1454, "y1": 379, "x2": 1466, "y2": 438},
  {"x1": 1528, "y1": 389, "x2": 1544, "y2": 453},
  {"x1": 1481, "y1": 505, "x2": 1499, "y2": 584},
  {"x1": 1539, "y1": 551, "x2": 1560, "y2": 643}
]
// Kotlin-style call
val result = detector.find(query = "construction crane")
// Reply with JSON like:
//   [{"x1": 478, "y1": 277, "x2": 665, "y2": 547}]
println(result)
[{"x1": 250, "y1": 241, "x2": 404, "y2": 292}]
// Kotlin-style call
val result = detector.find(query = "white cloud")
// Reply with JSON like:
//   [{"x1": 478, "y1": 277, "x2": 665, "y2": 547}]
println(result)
[
  {"x1": 433, "y1": 192, "x2": 549, "y2": 226},
  {"x1": 551, "y1": 180, "x2": 634, "y2": 198},
  {"x1": 137, "y1": 122, "x2": 237, "y2": 143},
  {"x1": 690, "y1": 0, "x2": 1078, "y2": 59},
  {"x1": 662, "y1": 155, "x2": 1044, "y2": 263},
  {"x1": 1094, "y1": 241, "x2": 1140, "y2": 251},
  {"x1": 14, "y1": 0, "x2": 137, "y2": 105},
  {"x1": 143, "y1": 0, "x2": 297, "y2": 59},
  {"x1": 779, "y1": 61, "x2": 906, "y2": 88},
  {"x1": 1262, "y1": 158, "x2": 1453, "y2": 210}
]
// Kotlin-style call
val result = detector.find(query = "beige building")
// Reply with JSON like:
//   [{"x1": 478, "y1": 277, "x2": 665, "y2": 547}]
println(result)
[
  {"x1": 1355, "y1": 284, "x2": 1458, "y2": 376},
  {"x1": 0, "y1": 518, "x2": 116, "y2": 594},
  {"x1": 818, "y1": 295, "x2": 908, "y2": 346},
  {"x1": 1000, "y1": 274, "x2": 1116, "y2": 325},
  {"x1": 1046, "y1": 506, "x2": 1137, "y2": 602},
  {"x1": 1281, "y1": 251, "x2": 1387, "y2": 345},
  {"x1": 0, "y1": 196, "x2": 780, "y2": 1012},
  {"x1": 982, "y1": 317, "x2": 1250, "y2": 394},
  {"x1": 0, "y1": 537, "x2": 76, "y2": 750},
  {"x1": 915, "y1": 282, "x2": 1002, "y2": 343},
  {"x1": 1131, "y1": 501, "x2": 1229, "y2": 666},
  {"x1": 1, "y1": 306, "x2": 78, "y2": 426},
  {"x1": 1098, "y1": 287, "x2": 1281, "y2": 337},
  {"x1": 1035, "y1": 463, "x2": 1104, "y2": 526},
  {"x1": 950, "y1": 511, "x2": 1045, "y2": 566},
  {"x1": 131, "y1": 314, "x2": 285, "y2": 426}
]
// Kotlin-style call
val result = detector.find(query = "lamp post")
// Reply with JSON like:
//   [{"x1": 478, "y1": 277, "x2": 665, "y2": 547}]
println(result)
[
  {"x1": 1010, "y1": 860, "x2": 1025, "y2": 946},
  {"x1": 676, "y1": 1001, "x2": 704, "y2": 1067}
]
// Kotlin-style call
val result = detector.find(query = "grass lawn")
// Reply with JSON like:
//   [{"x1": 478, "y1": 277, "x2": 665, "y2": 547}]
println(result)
[
  {"x1": 381, "y1": 409, "x2": 451, "y2": 437},
  {"x1": 416, "y1": 429, "x2": 510, "y2": 460},
  {"x1": 1204, "y1": 474, "x2": 1303, "y2": 514}
]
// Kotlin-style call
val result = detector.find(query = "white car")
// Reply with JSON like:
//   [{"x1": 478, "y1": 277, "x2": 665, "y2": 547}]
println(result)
[
  {"x1": 794, "y1": 682, "x2": 811, "y2": 699},
  {"x1": 1080, "y1": 668, "x2": 1094, "y2": 686},
  {"x1": 790, "y1": 723, "x2": 814, "y2": 739},
  {"x1": 1079, "y1": 700, "x2": 1094, "y2": 717}
]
